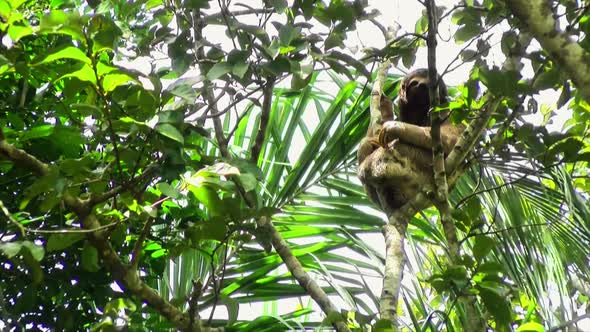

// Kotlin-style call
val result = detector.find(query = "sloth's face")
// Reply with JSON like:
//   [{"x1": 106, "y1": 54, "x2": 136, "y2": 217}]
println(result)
[{"x1": 405, "y1": 76, "x2": 430, "y2": 105}]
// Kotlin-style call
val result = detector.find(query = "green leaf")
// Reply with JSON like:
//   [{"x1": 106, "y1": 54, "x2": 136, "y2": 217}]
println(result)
[
  {"x1": 237, "y1": 24, "x2": 270, "y2": 45},
  {"x1": 279, "y1": 24, "x2": 300, "y2": 46},
  {"x1": 164, "y1": 76, "x2": 202, "y2": 101},
  {"x1": 9, "y1": 0, "x2": 27, "y2": 9},
  {"x1": 39, "y1": 10, "x2": 86, "y2": 42},
  {"x1": 32, "y1": 46, "x2": 91, "y2": 66},
  {"x1": 477, "y1": 262, "x2": 504, "y2": 274},
  {"x1": 414, "y1": 15, "x2": 428, "y2": 34},
  {"x1": 70, "y1": 103, "x2": 102, "y2": 116},
  {"x1": 460, "y1": 49, "x2": 478, "y2": 62},
  {"x1": 51, "y1": 126, "x2": 84, "y2": 158},
  {"x1": 270, "y1": 0, "x2": 288, "y2": 11},
  {"x1": 454, "y1": 23, "x2": 482, "y2": 44},
  {"x1": 206, "y1": 62, "x2": 232, "y2": 81},
  {"x1": 548, "y1": 136, "x2": 584, "y2": 162},
  {"x1": 478, "y1": 67, "x2": 520, "y2": 97},
  {"x1": 39, "y1": 193, "x2": 61, "y2": 212},
  {"x1": 0, "y1": 242, "x2": 22, "y2": 258},
  {"x1": 47, "y1": 233, "x2": 85, "y2": 252},
  {"x1": 102, "y1": 73, "x2": 134, "y2": 92},
  {"x1": 479, "y1": 287, "x2": 512, "y2": 327},
  {"x1": 157, "y1": 182, "x2": 181, "y2": 199},
  {"x1": 21, "y1": 241, "x2": 44, "y2": 261},
  {"x1": 238, "y1": 173, "x2": 257, "y2": 192},
  {"x1": 56, "y1": 64, "x2": 97, "y2": 84},
  {"x1": 532, "y1": 66, "x2": 560, "y2": 91},
  {"x1": 262, "y1": 56, "x2": 291, "y2": 76},
  {"x1": 516, "y1": 322, "x2": 545, "y2": 332},
  {"x1": 232, "y1": 62, "x2": 249, "y2": 78},
  {"x1": 156, "y1": 123, "x2": 184, "y2": 144},
  {"x1": 88, "y1": 15, "x2": 122, "y2": 54},
  {"x1": 324, "y1": 31, "x2": 344, "y2": 50},
  {"x1": 81, "y1": 241, "x2": 100, "y2": 272},
  {"x1": 473, "y1": 235, "x2": 495, "y2": 262},
  {"x1": 21, "y1": 125, "x2": 54, "y2": 141},
  {"x1": 501, "y1": 31, "x2": 518, "y2": 56},
  {"x1": 8, "y1": 23, "x2": 33, "y2": 42},
  {"x1": 186, "y1": 220, "x2": 227, "y2": 242},
  {"x1": 190, "y1": 185, "x2": 223, "y2": 217},
  {"x1": 184, "y1": 0, "x2": 211, "y2": 9}
]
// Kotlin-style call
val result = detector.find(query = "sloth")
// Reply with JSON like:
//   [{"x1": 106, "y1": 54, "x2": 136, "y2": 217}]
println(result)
[{"x1": 357, "y1": 69, "x2": 463, "y2": 211}]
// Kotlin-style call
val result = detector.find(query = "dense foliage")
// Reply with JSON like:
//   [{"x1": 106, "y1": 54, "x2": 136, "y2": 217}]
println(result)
[{"x1": 1, "y1": 0, "x2": 590, "y2": 331}]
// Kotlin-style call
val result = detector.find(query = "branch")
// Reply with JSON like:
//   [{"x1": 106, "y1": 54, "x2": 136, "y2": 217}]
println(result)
[
  {"x1": 250, "y1": 80, "x2": 274, "y2": 163},
  {"x1": 504, "y1": 0, "x2": 590, "y2": 100},
  {"x1": 0, "y1": 199, "x2": 25, "y2": 237},
  {"x1": 372, "y1": 60, "x2": 407, "y2": 326},
  {"x1": 188, "y1": 279, "x2": 204, "y2": 330},
  {"x1": 0, "y1": 140, "x2": 50, "y2": 176},
  {"x1": 193, "y1": 12, "x2": 230, "y2": 158},
  {"x1": 88, "y1": 164, "x2": 158, "y2": 205},
  {"x1": 425, "y1": 0, "x2": 450, "y2": 205},
  {"x1": 130, "y1": 217, "x2": 154, "y2": 269},
  {"x1": 426, "y1": 2, "x2": 483, "y2": 329},
  {"x1": 257, "y1": 216, "x2": 350, "y2": 332}
]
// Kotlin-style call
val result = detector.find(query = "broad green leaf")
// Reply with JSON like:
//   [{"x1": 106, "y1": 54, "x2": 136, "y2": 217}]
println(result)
[
  {"x1": 186, "y1": 220, "x2": 227, "y2": 242},
  {"x1": 533, "y1": 66, "x2": 560, "y2": 91},
  {"x1": 89, "y1": 15, "x2": 122, "y2": 54},
  {"x1": 460, "y1": 49, "x2": 478, "y2": 62},
  {"x1": 479, "y1": 288, "x2": 512, "y2": 327},
  {"x1": 156, "y1": 123, "x2": 184, "y2": 144},
  {"x1": 477, "y1": 262, "x2": 504, "y2": 274},
  {"x1": 184, "y1": 0, "x2": 211, "y2": 9},
  {"x1": 39, "y1": 10, "x2": 86, "y2": 42},
  {"x1": 190, "y1": 185, "x2": 223, "y2": 217},
  {"x1": 70, "y1": 103, "x2": 102, "y2": 116},
  {"x1": 56, "y1": 64, "x2": 97, "y2": 84},
  {"x1": 206, "y1": 62, "x2": 232, "y2": 81},
  {"x1": 478, "y1": 67, "x2": 520, "y2": 97},
  {"x1": 232, "y1": 62, "x2": 249, "y2": 78},
  {"x1": 9, "y1": 0, "x2": 27, "y2": 9},
  {"x1": 164, "y1": 76, "x2": 202, "y2": 101},
  {"x1": 516, "y1": 322, "x2": 545, "y2": 332},
  {"x1": 32, "y1": 46, "x2": 91, "y2": 66},
  {"x1": 237, "y1": 23, "x2": 270, "y2": 45},
  {"x1": 454, "y1": 24, "x2": 482, "y2": 44},
  {"x1": 279, "y1": 25, "x2": 300, "y2": 46},
  {"x1": 21, "y1": 124, "x2": 54, "y2": 141},
  {"x1": 238, "y1": 173, "x2": 257, "y2": 192},
  {"x1": 81, "y1": 242, "x2": 100, "y2": 272},
  {"x1": 47, "y1": 233, "x2": 85, "y2": 252},
  {"x1": 102, "y1": 73, "x2": 135, "y2": 92},
  {"x1": 8, "y1": 22, "x2": 32, "y2": 42},
  {"x1": 270, "y1": 0, "x2": 288, "y2": 11},
  {"x1": 21, "y1": 241, "x2": 44, "y2": 261},
  {"x1": 0, "y1": 242, "x2": 22, "y2": 258},
  {"x1": 473, "y1": 235, "x2": 495, "y2": 262},
  {"x1": 157, "y1": 182, "x2": 181, "y2": 199}
]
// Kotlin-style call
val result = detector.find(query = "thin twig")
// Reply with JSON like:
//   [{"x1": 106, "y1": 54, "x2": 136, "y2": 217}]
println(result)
[
  {"x1": 549, "y1": 314, "x2": 590, "y2": 332},
  {"x1": 0, "y1": 199, "x2": 25, "y2": 237}
]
